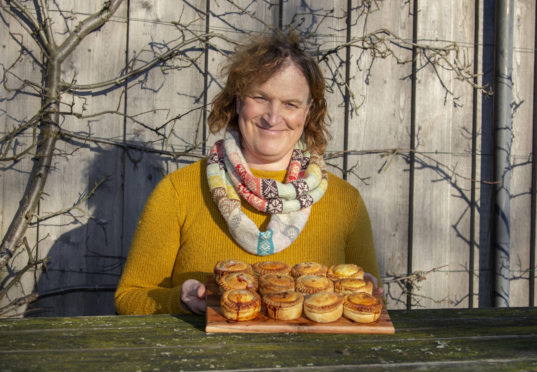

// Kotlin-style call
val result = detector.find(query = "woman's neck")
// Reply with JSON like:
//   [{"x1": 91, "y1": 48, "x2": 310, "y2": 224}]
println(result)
[{"x1": 243, "y1": 152, "x2": 292, "y2": 172}]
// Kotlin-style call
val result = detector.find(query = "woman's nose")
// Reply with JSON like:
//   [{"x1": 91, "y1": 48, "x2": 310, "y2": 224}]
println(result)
[{"x1": 264, "y1": 102, "x2": 283, "y2": 126}]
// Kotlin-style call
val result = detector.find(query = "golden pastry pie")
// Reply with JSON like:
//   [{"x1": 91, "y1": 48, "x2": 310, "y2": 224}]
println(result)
[
  {"x1": 327, "y1": 264, "x2": 364, "y2": 281},
  {"x1": 217, "y1": 272, "x2": 258, "y2": 294},
  {"x1": 290, "y1": 262, "x2": 328, "y2": 278},
  {"x1": 334, "y1": 278, "x2": 373, "y2": 295},
  {"x1": 258, "y1": 273, "x2": 295, "y2": 295},
  {"x1": 303, "y1": 291, "x2": 344, "y2": 323},
  {"x1": 214, "y1": 259, "x2": 253, "y2": 280},
  {"x1": 252, "y1": 261, "x2": 291, "y2": 277},
  {"x1": 343, "y1": 292, "x2": 382, "y2": 323},
  {"x1": 262, "y1": 290, "x2": 304, "y2": 320},
  {"x1": 220, "y1": 289, "x2": 261, "y2": 321},
  {"x1": 295, "y1": 275, "x2": 334, "y2": 295}
]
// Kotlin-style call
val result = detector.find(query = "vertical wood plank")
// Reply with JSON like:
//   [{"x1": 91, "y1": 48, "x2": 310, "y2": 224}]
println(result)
[
  {"x1": 471, "y1": 0, "x2": 483, "y2": 308},
  {"x1": 411, "y1": 0, "x2": 475, "y2": 308},
  {"x1": 447, "y1": 1, "x2": 476, "y2": 309},
  {"x1": 509, "y1": 0, "x2": 535, "y2": 307},
  {"x1": 477, "y1": 0, "x2": 496, "y2": 307},
  {"x1": 346, "y1": 1, "x2": 413, "y2": 309}
]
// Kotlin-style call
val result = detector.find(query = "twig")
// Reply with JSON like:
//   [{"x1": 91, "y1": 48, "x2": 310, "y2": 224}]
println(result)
[{"x1": 31, "y1": 175, "x2": 109, "y2": 224}]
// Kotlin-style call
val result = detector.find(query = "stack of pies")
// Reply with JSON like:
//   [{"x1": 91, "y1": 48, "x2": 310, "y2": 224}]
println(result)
[{"x1": 214, "y1": 260, "x2": 382, "y2": 324}]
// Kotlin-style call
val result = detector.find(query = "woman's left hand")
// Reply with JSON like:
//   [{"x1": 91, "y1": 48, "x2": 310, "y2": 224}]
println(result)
[{"x1": 180, "y1": 279, "x2": 206, "y2": 314}]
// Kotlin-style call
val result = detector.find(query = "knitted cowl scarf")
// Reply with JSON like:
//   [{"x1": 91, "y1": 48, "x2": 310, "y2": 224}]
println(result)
[{"x1": 206, "y1": 130, "x2": 328, "y2": 256}]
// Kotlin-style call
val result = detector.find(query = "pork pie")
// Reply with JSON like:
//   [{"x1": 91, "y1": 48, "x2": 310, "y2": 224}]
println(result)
[
  {"x1": 303, "y1": 291, "x2": 344, "y2": 323},
  {"x1": 262, "y1": 290, "x2": 304, "y2": 320},
  {"x1": 343, "y1": 292, "x2": 382, "y2": 323},
  {"x1": 295, "y1": 275, "x2": 334, "y2": 295},
  {"x1": 327, "y1": 264, "x2": 364, "y2": 281},
  {"x1": 220, "y1": 289, "x2": 261, "y2": 321},
  {"x1": 214, "y1": 259, "x2": 254, "y2": 280},
  {"x1": 290, "y1": 262, "x2": 328, "y2": 278},
  {"x1": 252, "y1": 261, "x2": 291, "y2": 277},
  {"x1": 334, "y1": 278, "x2": 373, "y2": 295},
  {"x1": 217, "y1": 271, "x2": 258, "y2": 294},
  {"x1": 259, "y1": 273, "x2": 295, "y2": 295}
]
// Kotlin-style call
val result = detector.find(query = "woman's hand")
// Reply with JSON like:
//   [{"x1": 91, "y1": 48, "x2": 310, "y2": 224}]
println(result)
[
  {"x1": 364, "y1": 272, "x2": 384, "y2": 297},
  {"x1": 180, "y1": 279, "x2": 206, "y2": 314}
]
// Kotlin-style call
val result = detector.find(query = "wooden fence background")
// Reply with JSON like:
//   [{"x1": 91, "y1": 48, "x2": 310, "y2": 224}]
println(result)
[{"x1": 1, "y1": 0, "x2": 536, "y2": 316}]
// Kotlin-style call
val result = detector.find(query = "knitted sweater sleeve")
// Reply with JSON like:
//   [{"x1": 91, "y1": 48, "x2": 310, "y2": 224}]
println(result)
[
  {"x1": 344, "y1": 188, "x2": 381, "y2": 285},
  {"x1": 114, "y1": 175, "x2": 185, "y2": 315}
]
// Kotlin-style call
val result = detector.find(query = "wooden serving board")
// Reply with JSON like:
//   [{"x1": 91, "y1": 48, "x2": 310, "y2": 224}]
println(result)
[{"x1": 205, "y1": 276, "x2": 395, "y2": 334}]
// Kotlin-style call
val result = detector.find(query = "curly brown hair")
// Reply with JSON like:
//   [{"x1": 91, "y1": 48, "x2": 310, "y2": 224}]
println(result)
[{"x1": 208, "y1": 32, "x2": 330, "y2": 155}]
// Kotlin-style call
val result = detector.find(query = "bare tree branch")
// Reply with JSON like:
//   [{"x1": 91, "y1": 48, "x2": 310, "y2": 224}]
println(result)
[
  {"x1": 0, "y1": 0, "x2": 126, "y2": 270},
  {"x1": 65, "y1": 32, "x2": 218, "y2": 92},
  {"x1": 55, "y1": 0, "x2": 124, "y2": 63},
  {"x1": 1, "y1": 0, "x2": 51, "y2": 55}
]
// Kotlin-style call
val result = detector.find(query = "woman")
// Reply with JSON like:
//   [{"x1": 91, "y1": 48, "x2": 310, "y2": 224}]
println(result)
[{"x1": 114, "y1": 32, "x2": 381, "y2": 315}]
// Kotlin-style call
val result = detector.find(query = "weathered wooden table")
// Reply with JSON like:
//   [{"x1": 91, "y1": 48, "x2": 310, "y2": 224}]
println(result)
[{"x1": 0, "y1": 307, "x2": 536, "y2": 371}]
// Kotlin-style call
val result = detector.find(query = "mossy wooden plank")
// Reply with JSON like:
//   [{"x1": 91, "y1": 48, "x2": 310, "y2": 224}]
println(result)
[
  {"x1": 0, "y1": 307, "x2": 532, "y2": 332},
  {"x1": 1, "y1": 334, "x2": 536, "y2": 371},
  {"x1": 2, "y1": 319, "x2": 536, "y2": 354},
  {"x1": 1, "y1": 357, "x2": 536, "y2": 372},
  {"x1": 0, "y1": 314, "x2": 204, "y2": 332},
  {"x1": 0, "y1": 308, "x2": 536, "y2": 372},
  {"x1": 1, "y1": 309, "x2": 536, "y2": 353}
]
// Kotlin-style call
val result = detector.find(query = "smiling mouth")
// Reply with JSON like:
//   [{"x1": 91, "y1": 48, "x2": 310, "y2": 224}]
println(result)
[{"x1": 257, "y1": 125, "x2": 286, "y2": 132}]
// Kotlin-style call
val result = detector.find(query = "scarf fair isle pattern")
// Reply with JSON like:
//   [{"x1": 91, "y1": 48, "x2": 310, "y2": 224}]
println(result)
[{"x1": 206, "y1": 130, "x2": 328, "y2": 256}]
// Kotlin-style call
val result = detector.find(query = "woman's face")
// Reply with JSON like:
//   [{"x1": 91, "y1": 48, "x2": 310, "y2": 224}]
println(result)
[{"x1": 237, "y1": 62, "x2": 311, "y2": 171}]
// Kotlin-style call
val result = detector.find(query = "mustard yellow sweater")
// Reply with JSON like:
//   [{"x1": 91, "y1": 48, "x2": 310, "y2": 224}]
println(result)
[{"x1": 115, "y1": 158, "x2": 380, "y2": 315}]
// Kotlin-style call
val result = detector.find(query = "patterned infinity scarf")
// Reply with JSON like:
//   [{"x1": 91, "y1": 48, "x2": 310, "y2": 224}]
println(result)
[{"x1": 206, "y1": 130, "x2": 328, "y2": 256}]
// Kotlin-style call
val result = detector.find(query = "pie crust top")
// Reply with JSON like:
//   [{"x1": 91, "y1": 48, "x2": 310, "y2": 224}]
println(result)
[
  {"x1": 218, "y1": 272, "x2": 258, "y2": 292},
  {"x1": 252, "y1": 261, "x2": 291, "y2": 276},
  {"x1": 303, "y1": 291, "x2": 344, "y2": 313},
  {"x1": 343, "y1": 292, "x2": 382, "y2": 313},
  {"x1": 327, "y1": 264, "x2": 364, "y2": 280},
  {"x1": 296, "y1": 275, "x2": 334, "y2": 294},
  {"x1": 291, "y1": 262, "x2": 328, "y2": 278},
  {"x1": 214, "y1": 259, "x2": 253, "y2": 278},
  {"x1": 262, "y1": 290, "x2": 304, "y2": 308},
  {"x1": 259, "y1": 273, "x2": 295, "y2": 293},
  {"x1": 334, "y1": 278, "x2": 373, "y2": 295}
]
